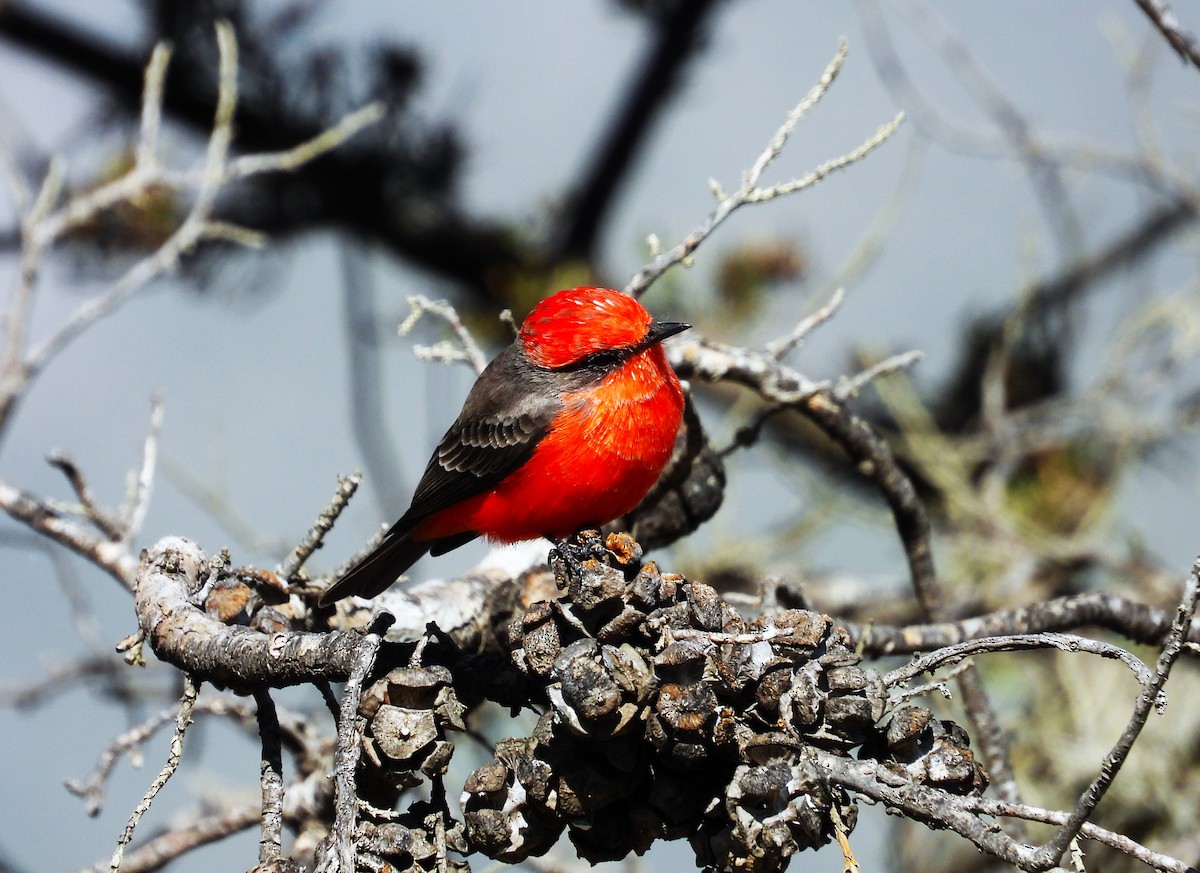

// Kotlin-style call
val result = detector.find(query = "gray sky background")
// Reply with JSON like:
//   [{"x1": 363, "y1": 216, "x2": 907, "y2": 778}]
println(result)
[{"x1": 1, "y1": 2, "x2": 1197, "y2": 870}]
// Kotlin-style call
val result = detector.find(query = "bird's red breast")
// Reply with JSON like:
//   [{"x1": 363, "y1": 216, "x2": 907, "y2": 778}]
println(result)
[{"x1": 414, "y1": 340, "x2": 683, "y2": 542}]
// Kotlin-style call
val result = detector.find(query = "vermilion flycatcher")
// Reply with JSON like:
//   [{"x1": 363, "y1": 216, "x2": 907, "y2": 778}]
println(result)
[{"x1": 320, "y1": 287, "x2": 689, "y2": 604}]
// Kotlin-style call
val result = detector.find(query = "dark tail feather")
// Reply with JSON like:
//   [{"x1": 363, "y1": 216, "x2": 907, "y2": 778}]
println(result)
[{"x1": 318, "y1": 534, "x2": 432, "y2": 606}]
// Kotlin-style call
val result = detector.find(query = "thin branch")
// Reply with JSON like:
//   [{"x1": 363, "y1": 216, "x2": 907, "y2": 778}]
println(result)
[
  {"x1": 764, "y1": 287, "x2": 845, "y2": 359},
  {"x1": 317, "y1": 614, "x2": 392, "y2": 873},
  {"x1": 121, "y1": 393, "x2": 165, "y2": 545},
  {"x1": 67, "y1": 704, "x2": 180, "y2": 817},
  {"x1": 1032, "y1": 559, "x2": 1200, "y2": 868},
  {"x1": 399, "y1": 294, "x2": 488, "y2": 375},
  {"x1": 77, "y1": 771, "x2": 330, "y2": 873},
  {"x1": 964, "y1": 796, "x2": 1196, "y2": 873},
  {"x1": 226, "y1": 102, "x2": 385, "y2": 177},
  {"x1": 0, "y1": 158, "x2": 62, "y2": 426},
  {"x1": 83, "y1": 800, "x2": 260, "y2": 873},
  {"x1": 819, "y1": 750, "x2": 1036, "y2": 867},
  {"x1": 253, "y1": 688, "x2": 285, "y2": 865},
  {"x1": 821, "y1": 749, "x2": 1196, "y2": 873},
  {"x1": 625, "y1": 39, "x2": 904, "y2": 297},
  {"x1": 65, "y1": 695, "x2": 271, "y2": 818},
  {"x1": 45, "y1": 451, "x2": 125, "y2": 540},
  {"x1": 0, "y1": 23, "x2": 382, "y2": 438},
  {"x1": 834, "y1": 350, "x2": 924, "y2": 401},
  {"x1": 884, "y1": 632, "x2": 1154, "y2": 690},
  {"x1": 744, "y1": 112, "x2": 905, "y2": 203},
  {"x1": 134, "y1": 43, "x2": 170, "y2": 168},
  {"x1": 109, "y1": 676, "x2": 199, "y2": 873},
  {"x1": 1134, "y1": 0, "x2": 1200, "y2": 68},
  {"x1": 0, "y1": 478, "x2": 138, "y2": 587},
  {"x1": 845, "y1": 591, "x2": 1200, "y2": 656},
  {"x1": 278, "y1": 472, "x2": 362, "y2": 580},
  {"x1": 746, "y1": 39, "x2": 850, "y2": 186}
]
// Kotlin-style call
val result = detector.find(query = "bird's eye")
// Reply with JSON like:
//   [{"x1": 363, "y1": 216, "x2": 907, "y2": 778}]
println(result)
[{"x1": 566, "y1": 347, "x2": 628, "y2": 371}]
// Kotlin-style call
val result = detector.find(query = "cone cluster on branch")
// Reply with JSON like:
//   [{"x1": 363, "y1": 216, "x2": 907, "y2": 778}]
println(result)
[
  {"x1": 456, "y1": 531, "x2": 987, "y2": 872},
  {"x1": 611, "y1": 398, "x2": 727, "y2": 550},
  {"x1": 354, "y1": 664, "x2": 471, "y2": 871},
  {"x1": 187, "y1": 529, "x2": 987, "y2": 872}
]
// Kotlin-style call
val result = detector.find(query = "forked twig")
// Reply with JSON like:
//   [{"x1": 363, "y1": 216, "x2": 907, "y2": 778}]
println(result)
[{"x1": 625, "y1": 39, "x2": 904, "y2": 297}]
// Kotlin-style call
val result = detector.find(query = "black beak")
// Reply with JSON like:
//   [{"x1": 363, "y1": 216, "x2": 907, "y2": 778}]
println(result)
[{"x1": 646, "y1": 320, "x2": 690, "y2": 344}]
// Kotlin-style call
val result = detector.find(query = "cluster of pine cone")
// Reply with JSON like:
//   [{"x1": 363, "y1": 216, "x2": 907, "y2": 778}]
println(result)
[{"x1": 457, "y1": 531, "x2": 987, "y2": 872}]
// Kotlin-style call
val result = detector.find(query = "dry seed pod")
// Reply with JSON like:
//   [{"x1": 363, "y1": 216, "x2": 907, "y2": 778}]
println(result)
[
  {"x1": 461, "y1": 737, "x2": 563, "y2": 861},
  {"x1": 861, "y1": 705, "x2": 989, "y2": 795},
  {"x1": 692, "y1": 754, "x2": 852, "y2": 873},
  {"x1": 549, "y1": 638, "x2": 652, "y2": 738},
  {"x1": 361, "y1": 666, "x2": 463, "y2": 785}
]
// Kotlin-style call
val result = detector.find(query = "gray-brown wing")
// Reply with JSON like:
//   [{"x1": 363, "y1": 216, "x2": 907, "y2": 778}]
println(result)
[{"x1": 388, "y1": 344, "x2": 565, "y2": 536}]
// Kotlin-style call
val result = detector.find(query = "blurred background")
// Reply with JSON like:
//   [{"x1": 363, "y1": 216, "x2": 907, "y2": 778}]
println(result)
[{"x1": 1, "y1": 1, "x2": 1198, "y2": 871}]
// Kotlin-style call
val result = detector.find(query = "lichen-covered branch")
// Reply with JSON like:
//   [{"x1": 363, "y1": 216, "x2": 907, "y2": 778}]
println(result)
[
  {"x1": 846, "y1": 591, "x2": 1200, "y2": 656},
  {"x1": 135, "y1": 538, "x2": 365, "y2": 686}
]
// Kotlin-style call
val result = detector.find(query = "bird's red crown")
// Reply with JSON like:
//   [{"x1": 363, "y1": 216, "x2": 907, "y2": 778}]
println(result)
[{"x1": 519, "y1": 287, "x2": 653, "y2": 369}]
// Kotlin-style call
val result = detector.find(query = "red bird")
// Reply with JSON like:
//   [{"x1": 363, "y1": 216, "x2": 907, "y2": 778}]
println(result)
[{"x1": 320, "y1": 287, "x2": 689, "y2": 604}]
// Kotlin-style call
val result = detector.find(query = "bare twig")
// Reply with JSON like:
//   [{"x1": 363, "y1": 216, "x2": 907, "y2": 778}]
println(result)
[
  {"x1": 885, "y1": 661, "x2": 967, "y2": 708},
  {"x1": 964, "y1": 795, "x2": 1196, "y2": 873},
  {"x1": 317, "y1": 613, "x2": 392, "y2": 873},
  {"x1": 65, "y1": 694, "x2": 282, "y2": 818},
  {"x1": 834, "y1": 350, "x2": 924, "y2": 401},
  {"x1": 109, "y1": 676, "x2": 199, "y2": 873},
  {"x1": 45, "y1": 451, "x2": 125, "y2": 540},
  {"x1": 884, "y1": 633, "x2": 1154, "y2": 690},
  {"x1": 253, "y1": 688, "x2": 285, "y2": 865},
  {"x1": 399, "y1": 294, "x2": 489, "y2": 375},
  {"x1": 84, "y1": 800, "x2": 261, "y2": 873},
  {"x1": 844, "y1": 590, "x2": 1200, "y2": 656},
  {"x1": 625, "y1": 40, "x2": 904, "y2": 297},
  {"x1": 0, "y1": 23, "x2": 381, "y2": 438},
  {"x1": 821, "y1": 749, "x2": 1196, "y2": 873},
  {"x1": 1032, "y1": 559, "x2": 1200, "y2": 868},
  {"x1": 0, "y1": 479, "x2": 138, "y2": 587},
  {"x1": 77, "y1": 770, "x2": 331, "y2": 873},
  {"x1": 1, "y1": 159, "x2": 62, "y2": 399},
  {"x1": 67, "y1": 705, "x2": 180, "y2": 817},
  {"x1": 1134, "y1": 0, "x2": 1200, "y2": 68},
  {"x1": 764, "y1": 287, "x2": 846, "y2": 359},
  {"x1": 121, "y1": 393, "x2": 165, "y2": 546},
  {"x1": 745, "y1": 112, "x2": 905, "y2": 203},
  {"x1": 226, "y1": 103, "x2": 385, "y2": 178},
  {"x1": 278, "y1": 472, "x2": 362, "y2": 580}
]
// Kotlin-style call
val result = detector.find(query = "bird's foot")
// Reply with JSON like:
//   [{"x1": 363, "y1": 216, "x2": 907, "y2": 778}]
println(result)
[{"x1": 545, "y1": 529, "x2": 607, "y2": 590}]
